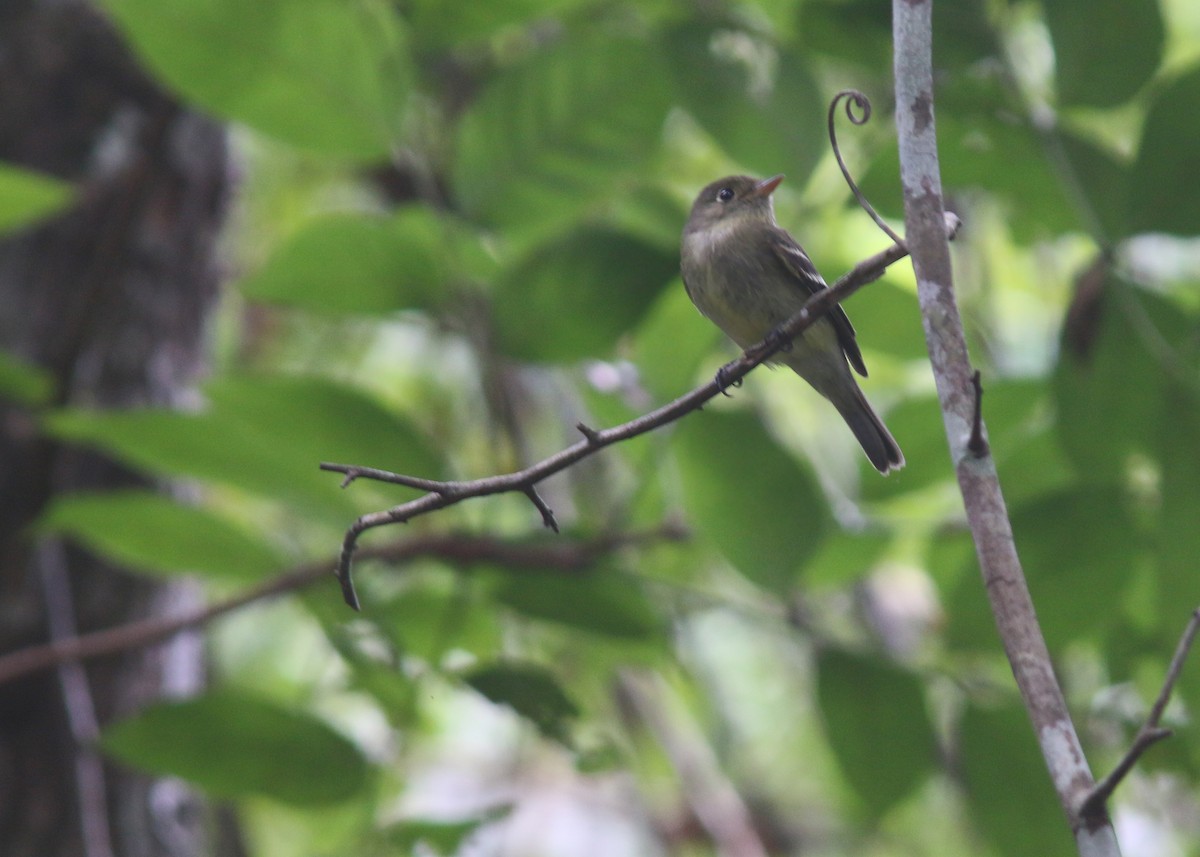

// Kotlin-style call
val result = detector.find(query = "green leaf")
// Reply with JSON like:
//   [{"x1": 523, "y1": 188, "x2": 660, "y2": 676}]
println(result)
[
  {"x1": 632, "y1": 282, "x2": 724, "y2": 400},
  {"x1": 800, "y1": 529, "x2": 890, "y2": 588},
  {"x1": 45, "y1": 375, "x2": 440, "y2": 520},
  {"x1": 959, "y1": 704, "x2": 1073, "y2": 856},
  {"x1": 463, "y1": 662, "x2": 579, "y2": 743},
  {"x1": 97, "y1": 0, "x2": 409, "y2": 159},
  {"x1": 101, "y1": 690, "x2": 370, "y2": 806},
  {"x1": 1008, "y1": 486, "x2": 1134, "y2": 648},
  {"x1": 840, "y1": 282, "x2": 927, "y2": 362},
  {"x1": 1053, "y1": 281, "x2": 1187, "y2": 479},
  {"x1": 40, "y1": 490, "x2": 285, "y2": 581},
  {"x1": 493, "y1": 228, "x2": 678, "y2": 361},
  {"x1": 1131, "y1": 66, "x2": 1200, "y2": 236},
  {"x1": 386, "y1": 807, "x2": 511, "y2": 854},
  {"x1": 664, "y1": 27, "x2": 823, "y2": 180},
  {"x1": 238, "y1": 210, "x2": 475, "y2": 315},
  {"x1": 675, "y1": 409, "x2": 830, "y2": 593},
  {"x1": 1045, "y1": 0, "x2": 1163, "y2": 108},
  {"x1": 1154, "y1": 382, "x2": 1200, "y2": 620},
  {"x1": 492, "y1": 567, "x2": 663, "y2": 639},
  {"x1": 453, "y1": 33, "x2": 671, "y2": 235},
  {"x1": 1058, "y1": 130, "x2": 1131, "y2": 242},
  {"x1": 0, "y1": 163, "x2": 74, "y2": 231},
  {"x1": 0, "y1": 349, "x2": 54, "y2": 404},
  {"x1": 405, "y1": 0, "x2": 590, "y2": 48},
  {"x1": 816, "y1": 650, "x2": 936, "y2": 817}
]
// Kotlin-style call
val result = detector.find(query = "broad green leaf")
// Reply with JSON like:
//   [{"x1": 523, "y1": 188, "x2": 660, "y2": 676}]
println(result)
[
  {"x1": 816, "y1": 650, "x2": 936, "y2": 817},
  {"x1": 1058, "y1": 130, "x2": 1131, "y2": 242},
  {"x1": 1154, "y1": 382, "x2": 1200, "y2": 620},
  {"x1": 1054, "y1": 281, "x2": 1189, "y2": 479},
  {"x1": 664, "y1": 27, "x2": 823, "y2": 180},
  {"x1": 800, "y1": 529, "x2": 890, "y2": 588},
  {"x1": 960, "y1": 705, "x2": 1073, "y2": 856},
  {"x1": 463, "y1": 662, "x2": 579, "y2": 743},
  {"x1": 40, "y1": 490, "x2": 285, "y2": 580},
  {"x1": 386, "y1": 807, "x2": 512, "y2": 854},
  {"x1": 45, "y1": 375, "x2": 440, "y2": 520},
  {"x1": 632, "y1": 281, "x2": 724, "y2": 400},
  {"x1": 492, "y1": 567, "x2": 663, "y2": 639},
  {"x1": 1008, "y1": 486, "x2": 1134, "y2": 648},
  {"x1": 839, "y1": 281, "x2": 927, "y2": 362},
  {"x1": 0, "y1": 349, "x2": 54, "y2": 404},
  {"x1": 405, "y1": 0, "x2": 590, "y2": 48},
  {"x1": 1045, "y1": 0, "x2": 1163, "y2": 108},
  {"x1": 675, "y1": 409, "x2": 830, "y2": 593},
  {"x1": 493, "y1": 228, "x2": 678, "y2": 361},
  {"x1": 238, "y1": 210, "x2": 478, "y2": 315},
  {"x1": 101, "y1": 690, "x2": 370, "y2": 805},
  {"x1": 97, "y1": 0, "x2": 409, "y2": 159},
  {"x1": 453, "y1": 34, "x2": 671, "y2": 235},
  {"x1": 945, "y1": 484, "x2": 1136, "y2": 652},
  {"x1": 1131, "y1": 67, "x2": 1200, "y2": 236},
  {"x1": 0, "y1": 163, "x2": 74, "y2": 231},
  {"x1": 364, "y1": 572, "x2": 502, "y2": 665}
]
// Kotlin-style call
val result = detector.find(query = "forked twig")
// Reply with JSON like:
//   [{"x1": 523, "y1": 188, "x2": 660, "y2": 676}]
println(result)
[{"x1": 1080, "y1": 608, "x2": 1200, "y2": 818}]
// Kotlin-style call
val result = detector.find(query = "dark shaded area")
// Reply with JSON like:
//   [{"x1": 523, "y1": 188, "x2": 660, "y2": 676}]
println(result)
[{"x1": 0, "y1": 1, "x2": 231, "y2": 854}]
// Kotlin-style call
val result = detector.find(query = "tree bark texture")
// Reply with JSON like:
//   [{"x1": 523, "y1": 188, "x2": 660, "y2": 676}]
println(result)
[{"x1": 0, "y1": 2, "x2": 230, "y2": 855}]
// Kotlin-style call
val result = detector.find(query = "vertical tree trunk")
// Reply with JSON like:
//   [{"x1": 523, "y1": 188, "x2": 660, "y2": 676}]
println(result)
[{"x1": 0, "y1": 2, "x2": 230, "y2": 855}]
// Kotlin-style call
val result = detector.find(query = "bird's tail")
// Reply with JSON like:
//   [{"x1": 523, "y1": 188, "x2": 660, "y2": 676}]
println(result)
[{"x1": 831, "y1": 385, "x2": 905, "y2": 474}]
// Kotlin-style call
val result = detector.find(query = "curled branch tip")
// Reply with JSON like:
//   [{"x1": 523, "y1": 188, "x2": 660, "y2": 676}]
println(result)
[{"x1": 827, "y1": 89, "x2": 903, "y2": 246}]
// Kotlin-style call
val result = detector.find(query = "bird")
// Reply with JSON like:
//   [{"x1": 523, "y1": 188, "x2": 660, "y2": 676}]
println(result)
[{"x1": 680, "y1": 174, "x2": 904, "y2": 474}]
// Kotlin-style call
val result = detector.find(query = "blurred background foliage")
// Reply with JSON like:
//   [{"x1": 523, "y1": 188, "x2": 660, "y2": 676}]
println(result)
[{"x1": 4, "y1": 0, "x2": 1200, "y2": 854}]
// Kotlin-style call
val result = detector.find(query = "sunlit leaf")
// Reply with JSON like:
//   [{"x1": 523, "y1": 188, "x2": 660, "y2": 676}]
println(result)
[
  {"x1": 453, "y1": 33, "x2": 671, "y2": 235},
  {"x1": 101, "y1": 690, "x2": 370, "y2": 805},
  {"x1": 238, "y1": 209, "x2": 478, "y2": 315},
  {"x1": 97, "y1": 0, "x2": 409, "y2": 159},
  {"x1": 45, "y1": 375, "x2": 440, "y2": 520},
  {"x1": 0, "y1": 349, "x2": 54, "y2": 404},
  {"x1": 40, "y1": 490, "x2": 285, "y2": 580},
  {"x1": 0, "y1": 163, "x2": 73, "y2": 231}
]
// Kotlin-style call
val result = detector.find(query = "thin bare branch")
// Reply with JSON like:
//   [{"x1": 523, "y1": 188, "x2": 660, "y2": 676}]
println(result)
[
  {"x1": 1080, "y1": 608, "x2": 1200, "y2": 818},
  {"x1": 0, "y1": 529, "x2": 684, "y2": 688}
]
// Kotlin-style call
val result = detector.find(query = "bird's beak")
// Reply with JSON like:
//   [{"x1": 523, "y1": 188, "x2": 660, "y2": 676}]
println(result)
[{"x1": 751, "y1": 174, "x2": 784, "y2": 198}]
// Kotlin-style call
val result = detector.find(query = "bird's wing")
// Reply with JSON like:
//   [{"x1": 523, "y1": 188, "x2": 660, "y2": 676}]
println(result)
[{"x1": 769, "y1": 230, "x2": 868, "y2": 377}]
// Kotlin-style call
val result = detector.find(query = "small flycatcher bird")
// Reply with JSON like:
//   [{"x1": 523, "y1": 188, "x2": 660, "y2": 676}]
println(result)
[{"x1": 680, "y1": 174, "x2": 904, "y2": 474}]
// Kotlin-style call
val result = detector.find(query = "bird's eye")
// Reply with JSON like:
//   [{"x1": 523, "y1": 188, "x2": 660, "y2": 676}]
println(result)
[{"x1": 716, "y1": 187, "x2": 734, "y2": 202}]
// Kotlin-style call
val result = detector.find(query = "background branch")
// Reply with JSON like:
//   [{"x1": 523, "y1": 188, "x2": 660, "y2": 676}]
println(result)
[
  {"x1": 0, "y1": 529, "x2": 682, "y2": 687},
  {"x1": 891, "y1": 2, "x2": 1119, "y2": 854}
]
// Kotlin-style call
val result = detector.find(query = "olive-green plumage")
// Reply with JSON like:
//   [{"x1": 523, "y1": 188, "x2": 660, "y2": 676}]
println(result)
[{"x1": 681, "y1": 174, "x2": 903, "y2": 474}]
